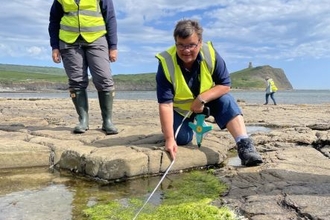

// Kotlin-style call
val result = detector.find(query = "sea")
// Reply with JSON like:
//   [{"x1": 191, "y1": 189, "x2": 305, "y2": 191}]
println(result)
[{"x1": 0, "y1": 90, "x2": 329, "y2": 105}]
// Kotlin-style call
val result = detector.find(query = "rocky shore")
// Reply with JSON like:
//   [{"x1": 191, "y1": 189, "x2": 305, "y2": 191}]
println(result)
[{"x1": 0, "y1": 97, "x2": 329, "y2": 219}]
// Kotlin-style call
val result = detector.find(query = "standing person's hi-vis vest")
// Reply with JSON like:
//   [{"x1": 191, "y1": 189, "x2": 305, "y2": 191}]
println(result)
[
  {"x1": 269, "y1": 79, "x2": 278, "y2": 92},
  {"x1": 156, "y1": 41, "x2": 216, "y2": 116},
  {"x1": 58, "y1": 0, "x2": 106, "y2": 43}
]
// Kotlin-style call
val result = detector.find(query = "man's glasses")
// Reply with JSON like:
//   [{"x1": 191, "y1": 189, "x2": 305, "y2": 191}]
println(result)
[{"x1": 176, "y1": 42, "x2": 199, "y2": 51}]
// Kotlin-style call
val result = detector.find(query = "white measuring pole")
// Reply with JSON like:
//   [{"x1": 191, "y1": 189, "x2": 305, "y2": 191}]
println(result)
[
  {"x1": 132, "y1": 159, "x2": 175, "y2": 220},
  {"x1": 132, "y1": 110, "x2": 191, "y2": 220}
]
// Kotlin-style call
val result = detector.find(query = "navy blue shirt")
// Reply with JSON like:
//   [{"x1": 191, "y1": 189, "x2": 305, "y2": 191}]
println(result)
[
  {"x1": 156, "y1": 50, "x2": 231, "y2": 103},
  {"x1": 48, "y1": 0, "x2": 118, "y2": 50}
]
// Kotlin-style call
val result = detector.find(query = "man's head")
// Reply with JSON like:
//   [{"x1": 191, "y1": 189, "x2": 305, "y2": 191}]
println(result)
[
  {"x1": 173, "y1": 19, "x2": 203, "y2": 66},
  {"x1": 173, "y1": 19, "x2": 203, "y2": 41}
]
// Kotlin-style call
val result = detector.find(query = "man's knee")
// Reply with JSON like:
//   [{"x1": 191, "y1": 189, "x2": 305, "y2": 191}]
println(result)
[{"x1": 176, "y1": 132, "x2": 193, "y2": 145}]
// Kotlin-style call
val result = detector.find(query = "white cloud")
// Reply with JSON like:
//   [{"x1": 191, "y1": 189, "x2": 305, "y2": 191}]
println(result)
[
  {"x1": 202, "y1": 0, "x2": 330, "y2": 61},
  {"x1": 0, "y1": 0, "x2": 51, "y2": 61},
  {"x1": 0, "y1": 0, "x2": 330, "y2": 88}
]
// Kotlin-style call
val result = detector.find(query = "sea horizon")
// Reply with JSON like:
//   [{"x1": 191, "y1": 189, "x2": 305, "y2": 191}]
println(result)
[{"x1": 0, "y1": 89, "x2": 329, "y2": 105}]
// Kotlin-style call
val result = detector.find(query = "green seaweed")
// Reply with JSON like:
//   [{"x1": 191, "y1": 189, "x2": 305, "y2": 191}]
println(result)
[{"x1": 83, "y1": 171, "x2": 238, "y2": 220}]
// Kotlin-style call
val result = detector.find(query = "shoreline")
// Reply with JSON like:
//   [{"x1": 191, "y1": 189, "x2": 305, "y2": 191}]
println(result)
[
  {"x1": 0, "y1": 98, "x2": 329, "y2": 219},
  {"x1": 1, "y1": 90, "x2": 330, "y2": 105}
]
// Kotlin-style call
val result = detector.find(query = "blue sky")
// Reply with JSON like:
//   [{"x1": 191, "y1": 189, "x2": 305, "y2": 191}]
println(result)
[{"x1": 0, "y1": 0, "x2": 329, "y2": 89}]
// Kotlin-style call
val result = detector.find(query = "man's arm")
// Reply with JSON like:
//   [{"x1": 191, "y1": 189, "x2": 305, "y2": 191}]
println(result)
[
  {"x1": 159, "y1": 103, "x2": 174, "y2": 141},
  {"x1": 100, "y1": 0, "x2": 118, "y2": 50},
  {"x1": 156, "y1": 62, "x2": 175, "y2": 137},
  {"x1": 156, "y1": 62, "x2": 177, "y2": 159},
  {"x1": 48, "y1": 0, "x2": 63, "y2": 50},
  {"x1": 159, "y1": 102, "x2": 177, "y2": 160}
]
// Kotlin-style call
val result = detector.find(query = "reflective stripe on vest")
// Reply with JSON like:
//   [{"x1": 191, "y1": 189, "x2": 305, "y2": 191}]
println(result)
[
  {"x1": 58, "y1": 0, "x2": 106, "y2": 43},
  {"x1": 60, "y1": 24, "x2": 106, "y2": 33},
  {"x1": 63, "y1": 10, "x2": 102, "y2": 17},
  {"x1": 158, "y1": 50, "x2": 176, "y2": 90}
]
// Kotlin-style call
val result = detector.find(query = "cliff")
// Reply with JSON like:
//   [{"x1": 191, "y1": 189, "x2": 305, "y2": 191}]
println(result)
[
  {"x1": 230, "y1": 65, "x2": 293, "y2": 90},
  {"x1": 0, "y1": 64, "x2": 293, "y2": 91}
]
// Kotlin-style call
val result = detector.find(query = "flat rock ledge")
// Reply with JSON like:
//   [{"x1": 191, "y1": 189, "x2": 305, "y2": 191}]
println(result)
[{"x1": 0, "y1": 98, "x2": 329, "y2": 219}]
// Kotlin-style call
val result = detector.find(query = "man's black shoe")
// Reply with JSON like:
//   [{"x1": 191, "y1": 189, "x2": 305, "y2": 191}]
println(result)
[{"x1": 237, "y1": 138, "x2": 263, "y2": 166}]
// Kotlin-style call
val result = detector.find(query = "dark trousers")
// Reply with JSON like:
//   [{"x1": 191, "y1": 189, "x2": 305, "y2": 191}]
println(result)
[
  {"x1": 173, "y1": 93, "x2": 242, "y2": 145},
  {"x1": 265, "y1": 92, "x2": 276, "y2": 105}
]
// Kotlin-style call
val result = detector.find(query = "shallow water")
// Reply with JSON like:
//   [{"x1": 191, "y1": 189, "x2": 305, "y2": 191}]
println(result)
[
  {"x1": 0, "y1": 167, "x2": 180, "y2": 220},
  {"x1": 0, "y1": 89, "x2": 329, "y2": 104},
  {"x1": 247, "y1": 125, "x2": 272, "y2": 133},
  {"x1": 0, "y1": 125, "x2": 271, "y2": 220}
]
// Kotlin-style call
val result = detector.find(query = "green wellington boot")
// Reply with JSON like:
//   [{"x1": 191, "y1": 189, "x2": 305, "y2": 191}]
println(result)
[
  {"x1": 70, "y1": 90, "x2": 89, "y2": 133},
  {"x1": 98, "y1": 91, "x2": 118, "y2": 135}
]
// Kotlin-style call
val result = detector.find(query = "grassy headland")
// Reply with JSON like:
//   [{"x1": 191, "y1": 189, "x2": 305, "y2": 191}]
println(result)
[{"x1": 0, "y1": 63, "x2": 293, "y2": 91}]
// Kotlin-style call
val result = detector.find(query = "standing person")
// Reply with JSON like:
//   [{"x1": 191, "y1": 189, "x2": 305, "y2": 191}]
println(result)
[
  {"x1": 155, "y1": 19, "x2": 263, "y2": 166},
  {"x1": 264, "y1": 76, "x2": 278, "y2": 105},
  {"x1": 48, "y1": 0, "x2": 118, "y2": 135}
]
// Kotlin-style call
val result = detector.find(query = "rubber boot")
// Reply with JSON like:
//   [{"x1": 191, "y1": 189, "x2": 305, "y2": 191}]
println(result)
[
  {"x1": 237, "y1": 138, "x2": 263, "y2": 166},
  {"x1": 98, "y1": 91, "x2": 118, "y2": 135},
  {"x1": 70, "y1": 90, "x2": 89, "y2": 133}
]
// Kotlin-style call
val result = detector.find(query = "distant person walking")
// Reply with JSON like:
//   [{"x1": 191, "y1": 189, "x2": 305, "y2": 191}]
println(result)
[
  {"x1": 48, "y1": 0, "x2": 118, "y2": 135},
  {"x1": 264, "y1": 76, "x2": 278, "y2": 105}
]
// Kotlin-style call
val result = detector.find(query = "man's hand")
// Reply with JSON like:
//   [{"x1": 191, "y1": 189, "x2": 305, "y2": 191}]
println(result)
[
  {"x1": 190, "y1": 97, "x2": 205, "y2": 113},
  {"x1": 109, "y1": 49, "x2": 118, "y2": 62},
  {"x1": 165, "y1": 138, "x2": 177, "y2": 160},
  {"x1": 52, "y1": 49, "x2": 61, "y2": 63}
]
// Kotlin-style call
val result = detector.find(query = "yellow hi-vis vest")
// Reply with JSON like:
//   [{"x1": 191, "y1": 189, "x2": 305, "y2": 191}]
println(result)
[
  {"x1": 156, "y1": 41, "x2": 216, "y2": 116},
  {"x1": 58, "y1": 0, "x2": 106, "y2": 43},
  {"x1": 269, "y1": 79, "x2": 278, "y2": 92}
]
